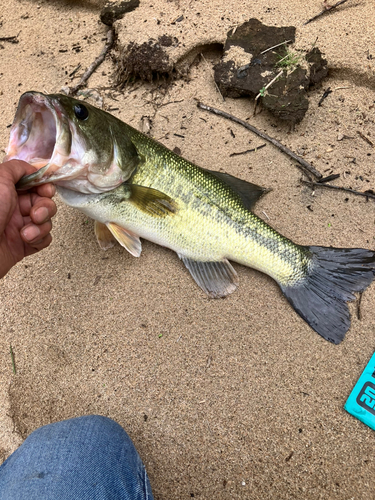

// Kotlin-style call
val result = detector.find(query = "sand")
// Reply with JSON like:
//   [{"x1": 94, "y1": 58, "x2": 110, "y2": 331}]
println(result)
[{"x1": 1, "y1": 0, "x2": 375, "y2": 498}]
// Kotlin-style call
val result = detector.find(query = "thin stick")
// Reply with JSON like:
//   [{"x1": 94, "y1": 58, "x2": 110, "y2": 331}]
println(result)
[
  {"x1": 357, "y1": 131, "x2": 374, "y2": 148},
  {"x1": 357, "y1": 292, "x2": 363, "y2": 320},
  {"x1": 9, "y1": 344, "x2": 16, "y2": 375},
  {"x1": 302, "y1": 180, "x2": 375, "y2": 200},
  {"x1": 277, "y1": 54, "x2": 289, "y2": 65},
  {"x1": 318, "y1": 87, "x2": 332, "y2": 106},
  {"x1": 229, "y1": 143, "x2": 266, "y2": 157},
  {"x1": 69, "y1": 29, "x2": 114, "y2": 95},
  {"x1": 260, "y1": 39, "x2": 292, "y2": 55},
  {"x1": 304, "y1": 0, "x2": 350, "y2": 25},
  {"x1": 255, "y1": 70, "x2": 283, "y2": 101},
  {"x1": 69, "y1": 63, "x2": 82, "y2": 78},
  {"x1": 159, "y1": 99, "x2": 184, "y2": 108},
  {"x1": 197, "y1": 102, "x2": 323, "y2": 179},
  {"x1": 201, "y1": 53, "x2": 225, "y2": 102},
  {"x1": 318, "y1": 173, "x2": 340, "y2": 184},
  {"x1": 0, "y1": 35, "x2": 19, "y2": 42}
]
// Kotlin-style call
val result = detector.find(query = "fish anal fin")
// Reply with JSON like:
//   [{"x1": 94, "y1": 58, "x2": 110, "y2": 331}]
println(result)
[
  {"x1": 129, "y1": 185, "x2": 177, "y2": 217},
  {"x1": 107, "y1": 222, "x2": 142, "y2": 257},
  {"x1": 179, "y1": 255, "x2": 238, "y2": 298},
  {"x1": 206, "y1": 169, "x2": 271, "y2": 210},
  {"x1": 94, "y1": 220, "x2": 116, "y2": 250}
]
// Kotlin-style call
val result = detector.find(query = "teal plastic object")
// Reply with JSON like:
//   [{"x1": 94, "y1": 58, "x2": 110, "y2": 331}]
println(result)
[{"x1": 345, "y1": 352, "x2": 375, "y2": 430}]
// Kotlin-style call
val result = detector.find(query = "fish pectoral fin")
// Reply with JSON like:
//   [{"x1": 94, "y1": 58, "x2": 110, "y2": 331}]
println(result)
[
  {"x1": 129, "y1": 185, "x2": 177, "y2": 217},
  {"x1": 106, "y1": 222, "x2": 142, "y2": 257},
  {"x1": 205, "y1": 169, "x2": 271, "y2": 211},
  {"x1": 94, "y1": 221, "x2": 116, "y2": 250},
  {"x1": 178, "y1": 255, "x2": 239, "y2": 298}
]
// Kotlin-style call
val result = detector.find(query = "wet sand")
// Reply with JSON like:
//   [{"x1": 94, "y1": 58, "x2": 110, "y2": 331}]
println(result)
[{"x1": 1, "y1": 1, "x2": 375, "y2": 498}]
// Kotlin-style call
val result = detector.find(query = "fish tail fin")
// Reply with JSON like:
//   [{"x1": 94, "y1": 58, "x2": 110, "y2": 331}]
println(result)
[{"x1": 279, "y1": 246, "x2": 375, "y2": 344}]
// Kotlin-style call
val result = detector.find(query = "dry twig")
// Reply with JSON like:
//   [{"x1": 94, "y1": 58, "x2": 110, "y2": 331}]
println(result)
[
  {"x1": 318, "y1": 87, "x2": 332, "y2": 106},
  {"x1": 197, "y1": 102, "x2": 323, "y2": 179},
  {"x1": 69, "y1": 29, "x2": 115, "y2": 95},
  {"x1": 229, "y1": 144, "x2": 266, "y2": 157},
  {"x1": 260, "y1": 39, "x2": 292, "y2": 55},
  {"x1": 304, "y1": 0, "x2": 351, "y2": 25},
  {"x1": 357, "y1": 292, "x2": 363, "y2": 320},
  {"x1": 318, "y1": 173, "x2": 340, "y2": 183},
  {"x1": 201, "y1": 52, "x2": 225, "y2": 102},
  {"x1": 9, "y1": 344, "x2": 16, "y2": 375},
  {"x1": 0, "y1": 32, "x2": 20, "y2": 43},
  {"x1": 255, "y1": 70, "x2": 283, "y2": 101},
  {"x1": 302, "y1": 180, "x2": 375, "y2": 200},
  {"x1": 69, "y1": 63, "x2": 82, "y2": 78},
  {"x1": 357, "y1": 131, "x2": 374, "y2": 148}
]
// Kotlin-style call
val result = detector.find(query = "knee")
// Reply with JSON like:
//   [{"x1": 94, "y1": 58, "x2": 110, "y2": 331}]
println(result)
[
  {"x1": 56, "y1": 414, "x2": 127, "y2": 440},
  {"x1": 25, "y1": 415, "x2": 128, "y2": 448},
  {"x1": 69, "y1": 414, "x2": 120, "y2": 431}
]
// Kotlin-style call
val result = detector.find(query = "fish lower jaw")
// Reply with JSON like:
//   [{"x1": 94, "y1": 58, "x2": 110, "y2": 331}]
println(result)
[{"x1": 56, "y1": 179, "x2": 120, "y2": 194}]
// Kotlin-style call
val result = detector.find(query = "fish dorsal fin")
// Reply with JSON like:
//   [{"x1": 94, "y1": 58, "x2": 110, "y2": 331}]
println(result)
[
  {"x1": 106, "y1": 222, "x2": 142, "y2": 257},
  {"x1": 127, "y1": 184, "x2": 177, "y2": 217},
  {"x1": 205, "y1": 169, "x2": 271, "y2": 211},
  {"x1": 178, "y1": 255, "x2": 239, "y2": 298},
  {"x1": 94, "y1": 221, "x2": 116, "y2": 250}
]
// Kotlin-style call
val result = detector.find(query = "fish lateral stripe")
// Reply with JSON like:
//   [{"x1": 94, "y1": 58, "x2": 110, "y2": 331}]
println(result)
[{"x1": 8, "y1": 93, "x2": 375, "y2": 344}]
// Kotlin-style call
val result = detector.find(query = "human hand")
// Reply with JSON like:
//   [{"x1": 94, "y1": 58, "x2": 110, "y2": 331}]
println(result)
[{"x1": 0, "y1": 160, "x2": 57, "y2": 279}]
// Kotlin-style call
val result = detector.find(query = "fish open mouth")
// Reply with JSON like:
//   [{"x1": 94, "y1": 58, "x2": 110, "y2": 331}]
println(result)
[
  {"x1": 5, "y1": 92, "x2": 83, "y2": 189},
  {"x1": 6, "y1": 91, "x2": 136, "y2": 194}
]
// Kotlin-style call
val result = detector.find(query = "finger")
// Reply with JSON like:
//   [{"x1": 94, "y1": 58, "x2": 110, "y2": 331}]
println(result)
[
  {"x1": 18, "y1": 194, "x2": 57, "y2": 221},
  {"x1": 24, "y1": 234, "x2": 53, "y2": 256},
  {"x1": 34, "y1": 183, "x2": 56, "y2": 198},
  {"x1": 1, "y1": 161, "x2": 56, "y2": 198},
  {"x1": 21, "y1": 220, "x2": 52, "y2": 244},
  {"x1": 30, "y1": 198, "x2": 57, "y2": 224},
  {"x1": 22, "y1": 216, "x2": 32, "y2": 226},
  {"x1": 0, "y1": 160, "x2": 37, "y2": 184}
]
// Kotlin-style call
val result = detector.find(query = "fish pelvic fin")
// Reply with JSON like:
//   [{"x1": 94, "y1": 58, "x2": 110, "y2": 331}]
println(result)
[
  {"x1": 106, "y1": 223, "x2": 142, "y2": 257},
  {"x1": 279, "y1": 246, "x2": 375, "y2": 344},
  {"x1": 94, "y1": 221, "x2": 116, "y2": 250},
  {"x1": 179, "y1": 255, "x2": 239, "y2": 298}
]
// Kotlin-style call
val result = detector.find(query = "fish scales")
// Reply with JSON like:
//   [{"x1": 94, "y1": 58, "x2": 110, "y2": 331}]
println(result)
[
  {"x1": 98, "y1": 125, "x2": 309, "y2": 285},
  {"x1": 6, "y1": 92, "x2": 375, "y2": 344}
]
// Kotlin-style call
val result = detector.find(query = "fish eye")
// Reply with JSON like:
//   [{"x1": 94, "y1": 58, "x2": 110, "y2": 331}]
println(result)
[{"x1": 74, "y1": 103, "x2": 89, "y2": 121}]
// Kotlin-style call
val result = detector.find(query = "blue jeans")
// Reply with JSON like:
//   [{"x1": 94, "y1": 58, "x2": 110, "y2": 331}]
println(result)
[{"x1": 0, "y1": 415, "x2": 154, "y2": 500}]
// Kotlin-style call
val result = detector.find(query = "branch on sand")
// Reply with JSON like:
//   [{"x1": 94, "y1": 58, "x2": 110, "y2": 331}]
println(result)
[
  {"x1": 196, "y1": 101, "x2": 323, "y2": 179},
  {"x1": 68, "y1": 29, "x2": 115, "y2": 95},
  {"x1": 301, "y1": 180, "x2": 375, "y2": 201},
  {"x1": 304, "y1": 0, "x2": 351, "y2": 26},
  {"x1": 0, "y1": 33, "x2": 19, "y2": 43}
]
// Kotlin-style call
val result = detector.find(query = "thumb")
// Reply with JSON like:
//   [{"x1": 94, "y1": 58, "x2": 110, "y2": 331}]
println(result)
[{"x1": 0, "y1": 159, "x2": 37, "y2": 185}]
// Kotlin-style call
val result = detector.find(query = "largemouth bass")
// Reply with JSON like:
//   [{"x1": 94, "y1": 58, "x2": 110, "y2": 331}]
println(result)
[{"x1": 6, "y1": 92, "x2": 375, "y2": 344}]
